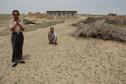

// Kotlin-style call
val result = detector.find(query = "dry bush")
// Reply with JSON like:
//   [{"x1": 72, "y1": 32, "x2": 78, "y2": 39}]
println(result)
[
  {"x1": 105, "y1": 16, "x2": 126, "y2": 25},
  {"x1": 23, "y1": 19, "x2": 36, "y2": 25},
  {"x1": 71, "y1": 17, "x2": 105, "y2": 26},
  {"x1": 73, "y1": 18, "x2": 126, "y2": 42}
]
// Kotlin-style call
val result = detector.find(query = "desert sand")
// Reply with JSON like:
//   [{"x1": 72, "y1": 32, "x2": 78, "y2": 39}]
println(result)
[{"x1": 0, "y1": 17, "x2": 126, "y2": 84}]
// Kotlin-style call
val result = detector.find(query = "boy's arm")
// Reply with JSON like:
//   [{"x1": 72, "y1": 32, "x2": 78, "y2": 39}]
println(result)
[
  {"x1": 9, "y1": 21, "x2": 18, "y2": 31},
  {"x1": 54, "y1": 36, "x2": 57, "y2": 40},
  {"x1": 54, "y1": 32, "x2": 57, "y2": 37},
  {"x1": 54, "y1": 32, "x2": 57, "y2": 42},
  {"x1": 18, "y1": 20, "x2": 25, "y2": 31},
  {"x1": 48, "y1": 31, "x2": 50, "y2": 38}
]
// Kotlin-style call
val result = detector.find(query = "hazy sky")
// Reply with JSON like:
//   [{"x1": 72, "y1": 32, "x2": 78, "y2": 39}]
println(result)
[{"x1": 0, "y1": 0, "x2": 125, "y2": 15}]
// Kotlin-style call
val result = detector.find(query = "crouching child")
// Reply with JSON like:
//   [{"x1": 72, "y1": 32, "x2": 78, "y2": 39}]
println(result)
[{"x1": 48, "y1": 27, "x2": 57, "y2": 45}]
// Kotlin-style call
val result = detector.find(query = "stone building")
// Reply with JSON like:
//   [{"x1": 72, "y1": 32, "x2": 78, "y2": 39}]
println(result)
[{"x1": 47, "y1": 11, "x2": 77, "y2": 19}]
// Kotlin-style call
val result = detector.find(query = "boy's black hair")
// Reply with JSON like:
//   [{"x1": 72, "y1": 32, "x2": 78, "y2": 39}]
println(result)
[
  {"x1": 12, "y1": 10, "x2": 20, "y2": 15},
  {"x1": 50, "y1": 27, "x2": 54, "y2": 30}
]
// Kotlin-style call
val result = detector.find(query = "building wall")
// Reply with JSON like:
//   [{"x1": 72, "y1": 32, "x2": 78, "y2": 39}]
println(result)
[{"x1": 47, "y1": 11, "x2": 77, "y2": 19}]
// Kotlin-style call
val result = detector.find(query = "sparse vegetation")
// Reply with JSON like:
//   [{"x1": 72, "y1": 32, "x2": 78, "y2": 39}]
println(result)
[
  {"x1": 0, "y1": 14, "x2": 12, "y2": 23},
  {"x1": 24, "y1": 20, "x2": 65, "y2": 32},
  {"x1": 105, "y1": 16, "x2": 126, "y2": 25},
  {"x1": 72, "y1": 17, "x2": 126, "y2": 42},
  {"x1": 0, "y1": 14, "x2": 65, "y2": 36}
]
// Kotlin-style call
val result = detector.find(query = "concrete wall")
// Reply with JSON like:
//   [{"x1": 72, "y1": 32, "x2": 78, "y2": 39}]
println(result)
[{"x1": 47, "y1": 12, "x2": 77, "y2": 19}]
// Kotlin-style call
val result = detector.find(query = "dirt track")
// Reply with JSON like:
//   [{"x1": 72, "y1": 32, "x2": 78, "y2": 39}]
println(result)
[{"x1": 0, "y1": 19, "x2": 126, "y2": 84}]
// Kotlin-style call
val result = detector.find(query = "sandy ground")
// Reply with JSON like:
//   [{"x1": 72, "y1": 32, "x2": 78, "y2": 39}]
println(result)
[{"x1": 0, "y1": 18, "x2": 126, "y2": 84}]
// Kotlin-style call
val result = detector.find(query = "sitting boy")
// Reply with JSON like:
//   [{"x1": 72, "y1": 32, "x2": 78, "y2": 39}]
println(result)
[{"x1": 48, "y1": 27, "x2": 57, "y2": 45}]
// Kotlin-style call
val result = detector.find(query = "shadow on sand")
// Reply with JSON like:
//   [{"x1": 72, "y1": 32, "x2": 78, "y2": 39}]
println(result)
[{"x1": 23, "y1": 54, "x2": 31, "y2": 60}]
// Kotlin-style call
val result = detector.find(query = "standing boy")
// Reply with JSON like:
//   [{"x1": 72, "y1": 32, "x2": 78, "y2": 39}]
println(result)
[{"x1": 9, "y1": 10, "x2": 25, "y2": 67}]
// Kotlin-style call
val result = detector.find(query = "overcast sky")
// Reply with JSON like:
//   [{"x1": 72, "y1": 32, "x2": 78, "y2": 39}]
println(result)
[{"x1": 0, "y1": 0, "x2": 125, "y2": 15}]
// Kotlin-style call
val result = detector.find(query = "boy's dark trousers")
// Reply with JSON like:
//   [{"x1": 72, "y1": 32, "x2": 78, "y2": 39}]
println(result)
[{"x1": 11, "y1": 32, "x2": 24, "y2": 62}]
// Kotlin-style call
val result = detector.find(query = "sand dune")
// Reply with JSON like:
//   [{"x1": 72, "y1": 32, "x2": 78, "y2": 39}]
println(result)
[{"x1": 0, "y1": 18, "x2": 126, "y2": 84}]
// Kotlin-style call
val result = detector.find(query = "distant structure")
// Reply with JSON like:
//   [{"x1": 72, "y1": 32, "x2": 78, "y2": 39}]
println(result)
[
  {"x1": 47, "y1": 11, "x2": 77, "y2": 19},
  {"x1": 27, "y1": 12, "x2": 47, "y2": 19},
  {"x1": 107, "y1": 13, "x2": 117, "y2": 17}
]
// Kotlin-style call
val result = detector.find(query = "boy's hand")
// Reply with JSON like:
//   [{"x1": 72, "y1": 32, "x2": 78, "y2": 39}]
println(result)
[
  {"x1": 16, "y1": 20, "x2": 23, "y2": 28},
  {"x1": 16, "y1": 20, "x2": 20, "y2": 25},
  {"x1": 16, "y1": 20, "x2": 25, "y2": 31}
]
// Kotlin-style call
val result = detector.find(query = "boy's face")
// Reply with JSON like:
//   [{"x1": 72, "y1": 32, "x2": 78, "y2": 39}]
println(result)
[
  {"x1": 50, "y1": 28, "x2": 54, "y2": 33},
  {"x1": 12, "y1": 12, "x2": 19, "y2": 19}
]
